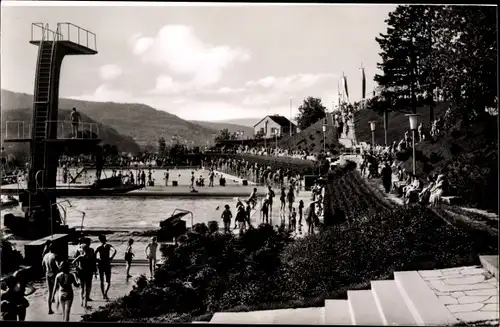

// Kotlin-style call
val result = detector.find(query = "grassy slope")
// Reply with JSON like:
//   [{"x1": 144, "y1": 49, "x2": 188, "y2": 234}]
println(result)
[
  {"x1": 353, "y1": 102, "x2": 450, "y2": 145},
  {"x1": 278, "y1": 119, "x2": 340, "y2": 154},
  {"x1": 1, "y1": 108, "x2": 141, "y2": 154},
  {"x1": 1, "y1": 89, "x2": 218, "y2": 147},
  {"x1": 354, "y1": 104, "x2": 498, "y2": 212},
  {"x1": 190, "y1": 120, "x2": 254, "y2": 137}
]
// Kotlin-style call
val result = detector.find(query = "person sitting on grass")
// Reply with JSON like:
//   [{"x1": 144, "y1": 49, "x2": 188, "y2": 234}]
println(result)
[{"x1": 144, "y1": 237, "x2": 158, "y2": 279}]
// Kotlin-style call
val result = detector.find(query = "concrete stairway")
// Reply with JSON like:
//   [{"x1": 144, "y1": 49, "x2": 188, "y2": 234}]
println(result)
[{"x1": 201, "y1": 255, "x2": 498, "y2": 325}]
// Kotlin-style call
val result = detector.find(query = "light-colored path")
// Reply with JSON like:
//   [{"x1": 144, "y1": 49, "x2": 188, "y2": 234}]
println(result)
[
  {"x1": 419, "y1": 266, "x2": 499, "y2": 324},
  {"x1": 24, "y1": 265, "x2": 149, "y2": 322}
]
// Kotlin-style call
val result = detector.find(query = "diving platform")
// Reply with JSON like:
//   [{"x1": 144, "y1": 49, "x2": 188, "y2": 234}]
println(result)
[
  {"x1": 30, "y1": 22, "x2": 97, "y2": 54},
  {"x1": 3, "y1": 120, "x2": 101, "y2": 143}
]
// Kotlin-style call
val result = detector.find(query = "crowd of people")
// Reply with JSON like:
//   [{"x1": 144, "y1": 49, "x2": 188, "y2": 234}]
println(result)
[{"x1": 1, "y1": 235, "x2": 159, "y2": 322}]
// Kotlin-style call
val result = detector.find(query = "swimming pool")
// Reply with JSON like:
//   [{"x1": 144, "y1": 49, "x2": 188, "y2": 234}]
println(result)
[{"x1": 56, "y1": 168, "x2": 244, "y2": 187}]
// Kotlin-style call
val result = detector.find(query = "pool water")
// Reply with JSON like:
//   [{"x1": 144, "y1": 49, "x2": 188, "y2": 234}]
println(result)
[
  {"x1": 56, "y1": 168, "x2": 243, "y2": 186},
  {"x1": 61, "y1": 197, "x2": 259, "y2": 229}
]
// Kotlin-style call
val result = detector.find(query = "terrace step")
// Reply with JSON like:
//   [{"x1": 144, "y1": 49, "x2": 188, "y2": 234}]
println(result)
[
  {"x1": 371, "y1": 280, "x2": 418, "y2": 326},
  {"x1": 324, "y1": 299, "x2": 352, "y2": 325},
  {"x1": 348, "y1": 290, "x2": 383, "y2": 325},
  {"x1": 394, "y1": 271, "x2": 458, "y2": 326},
  {"x1": 480, "y1": 255, "x2": 499, "y2": 279},
  {"x1": 209, "y1": 307, "x2": 325, "y2": 324}
]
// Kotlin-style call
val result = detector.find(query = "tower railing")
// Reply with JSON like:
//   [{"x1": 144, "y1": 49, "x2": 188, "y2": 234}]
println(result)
[
  {"x1": 4, "y1": 121, "x2": 32, "y2": 140},
  {"x1": 31, "y1": 23, "x2": 63, "y2": 43},
  {"x1": 45, "y1": 120, "x2": 99, "y2": 139},
  {"x1": 30, "y1": 22, "x2": 97, "y2": 52},
  {"x1": 57, "y1": 22, "x2": 97, "y2": 52}
]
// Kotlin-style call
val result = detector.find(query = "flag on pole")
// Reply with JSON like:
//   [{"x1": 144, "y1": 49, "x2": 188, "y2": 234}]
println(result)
[
  {"x1": 343, "y1": 73, "x2": 349, "y2": 101},
  {"x1": 337, "y1": 79, "x2": 342, "y2": 108},
  {"x1": 361, "y1": 67, "x2": 366, "y2": 99}
]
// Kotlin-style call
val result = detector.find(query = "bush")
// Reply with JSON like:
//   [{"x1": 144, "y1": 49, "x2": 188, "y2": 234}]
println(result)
[
  {"x1": 0, "y1": 239, "x2": 24, "y2": 274},
  {"x1": 85, "y1": 167, "x2": 497, "y2": 323}
]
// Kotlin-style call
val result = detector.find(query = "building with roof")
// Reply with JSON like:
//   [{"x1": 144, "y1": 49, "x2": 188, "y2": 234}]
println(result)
[{"x1": 254, "y1": 115, "x2": 298, "y2": 138}]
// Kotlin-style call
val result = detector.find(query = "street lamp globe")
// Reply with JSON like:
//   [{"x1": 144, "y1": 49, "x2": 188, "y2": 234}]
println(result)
[
  {"x1": 369, "y1": 121, "x2": 376, "y2": 132},
  {"x1": 322, "y1": 124, "x2": 327, "y2": 133},
  {"x1": 405, "y1": 114, "x2": 420, "y2": 130}
]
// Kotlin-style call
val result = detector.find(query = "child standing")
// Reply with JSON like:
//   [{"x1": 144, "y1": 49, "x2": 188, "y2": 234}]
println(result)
[
  {"x1": 124, "y1": 239, "x2": 134, "y2": 279},
  {"x1": 221, "y1": 204, "x2": 233, "y2": 233},
  {"x1": 144, "y1": 237, "x2": 158, "y2": 279},
  {"x1": 290, "y1": 207, "x2": 297, "y2": 232}
]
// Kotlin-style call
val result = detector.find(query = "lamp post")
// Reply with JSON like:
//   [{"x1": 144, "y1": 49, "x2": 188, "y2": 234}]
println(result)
[
  {"x1": 322, "y1": 123, "x2": 327, "y2": 153},
  {"x1": 405, "y1": 114, "x2": 420, "y2": 175},
  {"x1": 369, "y1": 121, "x2": 376, "y2": 148}
]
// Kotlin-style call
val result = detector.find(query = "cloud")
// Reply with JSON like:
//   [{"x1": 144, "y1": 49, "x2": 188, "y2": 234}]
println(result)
[
  {"x1": 70, "y1": 84, "x2": 133, "y2": 103},
  {"x1": 246, "y1": 73, "x2": 336, "y2": 93},
  {"x1": 99, "y1": 64, "x2": 123, "y2": 81},
  {"x1": 242, "y1": 73, "x2": 337, "y2": 106},
  {"x1": 131, "y1": 25, "x2": 251, "y2": 92}
]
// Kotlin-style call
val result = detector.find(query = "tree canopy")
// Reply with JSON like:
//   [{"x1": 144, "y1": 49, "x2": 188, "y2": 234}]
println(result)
[
  {"x1": 373, "y1": 5, "x2": 497, "y2": 123},
  {"x1": 295, "y1": 97, "x2": 327, "y2": 130}
]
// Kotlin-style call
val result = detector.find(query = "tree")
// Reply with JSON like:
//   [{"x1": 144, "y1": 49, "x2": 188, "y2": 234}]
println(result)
[
  {"x1": 432, "y1": 6, "x2": 497, "y2": 123},
  {"x1": 158, "y1": 137, "x2": 166, "y2": 155},
  {"x1": 295, "y1": 97, "x2": 327, "y2": 130},
  {"x1": 374, "y1": 5, "x2": 437, "y2": 115},
  {"x1": 214, "y1": 129, "x2": 231, "y2": 143}
]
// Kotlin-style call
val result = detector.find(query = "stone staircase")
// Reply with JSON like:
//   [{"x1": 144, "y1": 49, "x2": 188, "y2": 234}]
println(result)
[{"x1": 198, "y1": 255, "x2": 498, "y2": 325}]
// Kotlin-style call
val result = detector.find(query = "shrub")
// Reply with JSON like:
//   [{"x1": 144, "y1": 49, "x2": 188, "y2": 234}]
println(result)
[
  {"x1": 85, "y1": 166, "x2": 497, "y2": 323},
  {"x1": 0, "y1": 239, "x2": 24, "y2": 274},
  {"x1": 207, "y1": 221, "x2": 219, "y2": 234}
]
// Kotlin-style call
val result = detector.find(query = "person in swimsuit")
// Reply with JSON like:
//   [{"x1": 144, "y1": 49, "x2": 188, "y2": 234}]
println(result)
[
  {"x1": 42, "y1": 243, "x2": 59, "y2": 315},
  {"x1": 72, "y1": 238, "x2": 96, "y2": 308},
  {"x1": 52, "y1": 261, "x2": 79, "y2": 322},
  {"x1": 70, "y1": 108, "x2": 81, "y2": 138},
  {"x1": 95, "y1": 235, "x2": 116, "y2": 301},
  {"x1": 144, "y1": 237, "x2": 158, "y2": 279},
  {"x1": 125, "y1": 238, "x2": 135, "y2": 279}
]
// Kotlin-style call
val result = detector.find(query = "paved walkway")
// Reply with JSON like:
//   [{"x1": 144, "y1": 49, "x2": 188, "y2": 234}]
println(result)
[
  {"x1": 419, "y1": 266, "x2": 499, "y2": 324},
  {"x1": 24, "y1": 265, "x2": 149, "y2": 322}
]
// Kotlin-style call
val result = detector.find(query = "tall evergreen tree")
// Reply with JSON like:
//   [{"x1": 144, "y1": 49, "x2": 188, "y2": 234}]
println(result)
[{"x1": 374, "y1": 5, "x2": 437, "y2": 115}]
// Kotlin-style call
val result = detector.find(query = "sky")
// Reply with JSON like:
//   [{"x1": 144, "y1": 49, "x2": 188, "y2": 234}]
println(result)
[{"x1": 1, "y1": 2, "x2": 396, "y2": 121}]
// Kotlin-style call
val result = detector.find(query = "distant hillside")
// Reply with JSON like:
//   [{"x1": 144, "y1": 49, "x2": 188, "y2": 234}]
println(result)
[
  {"x1": 213, "y1": 118, "x2": 260, "y2": 127},
  {"x1": 1, "y1": 108, "x2": 141, "y2": 154},
  {"x1": 353, "y1": 102, "x2": 450, "y2": 145},
  {"x1": 1, "y1": 89, "x2": 219, "y2": 148},
  {"x1": 278, "y1": 118, "x2": 340, "y2": 154},
  {"x1": 190, "y1": 120, "x2": 254, "y2": 137}
]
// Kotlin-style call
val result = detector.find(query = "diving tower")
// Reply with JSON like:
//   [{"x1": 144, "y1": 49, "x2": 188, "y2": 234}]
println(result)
[{"x1": 3, "y1": 23, "x2": 100, "y2": 238}]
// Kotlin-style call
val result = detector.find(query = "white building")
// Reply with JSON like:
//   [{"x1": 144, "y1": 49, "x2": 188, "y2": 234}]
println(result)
[{"x1": 254, "y1": 115, "x2": 298, "y2": 138}]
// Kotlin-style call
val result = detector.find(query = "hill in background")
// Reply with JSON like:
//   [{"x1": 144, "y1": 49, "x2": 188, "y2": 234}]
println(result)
[
  {"x1": 212, "y1": 118, "x2": 260, "y2": 127},
  {"x1": 1, "y1": 89, "x2": 219, "y2": 148},
  {"x1": 1, "y1": 108, "x2": 141, "y2": 155},
  {"x1": 190, "y1": 120, "x2": 254, "y2": 137}
]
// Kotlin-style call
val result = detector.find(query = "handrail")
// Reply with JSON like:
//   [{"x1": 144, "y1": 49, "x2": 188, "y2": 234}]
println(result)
[
  {"x1": 56, "y1": 22, "x2": 97, "y2": 51},
  {"x1": 35, "y1": 169, "x2": 46, "y2": 191}
]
